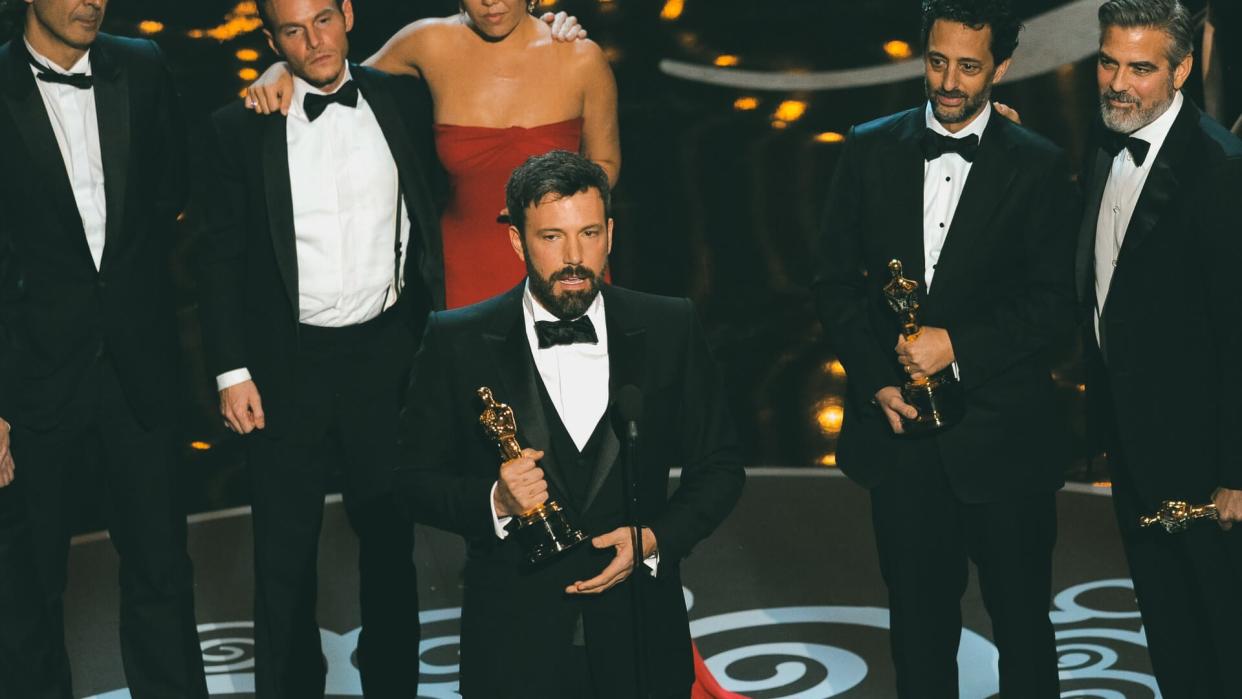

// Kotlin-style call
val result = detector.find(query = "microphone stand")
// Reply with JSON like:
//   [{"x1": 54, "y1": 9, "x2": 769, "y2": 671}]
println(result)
[{"x1": 622, "y1": 418, "x2": 648, "y2": 698}]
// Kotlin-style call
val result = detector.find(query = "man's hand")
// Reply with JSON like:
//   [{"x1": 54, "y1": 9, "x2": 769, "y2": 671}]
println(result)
[
  {"x1": 1213, "y1": 487, "x2": 1242, "y2": 531},
  {"x1": 540, "y1": 11, "x2": 587, "y2": 41},
  {"x1": 0, "y1": 418, "x2": 13, "y2": 488},
  {"x1": 244, "y1": 62, "x2": 293, "y2": 116},
  {"x1": 994, "y1": 101, "x2": 1022, "y2": 125},
  {"x1": 896, "y1": 327, "x2": 955, "y2": 381},
  {"x1": 566, "y1": 527, "x2": 657, "y2": 595},
  {"x1": 220, "y1": 380, "x2": 266, "y2": 434},
  {"x1": 875, "y1": 386, "x2": 918, "y2": 435},
  {"x1": 494, "y1": 448, "x2": 548, "y2": 517}
]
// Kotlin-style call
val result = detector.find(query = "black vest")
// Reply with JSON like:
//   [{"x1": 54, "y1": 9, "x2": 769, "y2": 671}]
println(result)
[{"x1": 534, "y1": 373, "x2": 609, "y2": 508}]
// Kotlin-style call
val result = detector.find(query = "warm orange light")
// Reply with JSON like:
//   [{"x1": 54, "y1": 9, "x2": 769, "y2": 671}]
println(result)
[
  {"x1": 815, "y1": 131, "x2": 846, "y2": 144},
  {"x1": 190, "y1": 441, "x2": 212, "y2": 451},
  {"x1": 238, "y1": 68, "x2": 260, "y2": 81},
  {"x1": 714, "y1": 54, "x2": 740, "y2": 67},
  {"x1": 235, "y1": 48, "x2": 261, "y2": 62},
  {"x1": 188, "y1": 2, "x2": 263, "y2": 41},
  {"x1": 824, "y1": 360, "x2": 847, "y2": 377},
  {"x1": 774, "y1": 100, "x2": 807, "y2": 122},
  {"x1": 660, "y1": 0, "x2": 685, "y2": 21},
  {"x1": 816, "y1": 403, "x2": 844, "y2": 435},
  {"x1": 138, "y1": 20, "x2": 165, "y2": 35},
  {"x1": 602, "y1": 45, "x2": 623, "y2": 63},
  {"x1": 819, "y1": 453, "x2": 838, "y2": 467},
  {"x1": 539, "y1": 0, "x2": 557, "y2": 7},
  {"x1": 1077, "y1": 384, "x2": 1087, "y2": 393},
  {"x1": 1092, "y1": 481, "x2": 1113, "y2": 488},
  {"x1": 771, "y1": 120, "x2": 789, "y2": 130},
  {"x1": 883, "y1": 40, "x2": 914, "y2": 60},
  {"x1": 733, "y1": 96, "x2": 759, "y2": 111}
]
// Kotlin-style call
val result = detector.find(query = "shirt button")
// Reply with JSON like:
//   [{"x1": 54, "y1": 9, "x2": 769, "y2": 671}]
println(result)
[
  {"x1": 939, "y1": 223, "x2": 945, "y2": 228},
  {"x1": 945, "y1": 176, "x2": 951, "y2": 182}
]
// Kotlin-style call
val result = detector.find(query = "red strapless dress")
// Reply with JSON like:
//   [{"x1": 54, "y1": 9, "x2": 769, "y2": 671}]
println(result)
[{"x1": 434, "y1": 118, "x2": 584, "y2": 309}]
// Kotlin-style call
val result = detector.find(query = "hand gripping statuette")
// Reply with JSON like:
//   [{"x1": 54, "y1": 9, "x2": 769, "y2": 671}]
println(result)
[
  {"x1": 1139, "y1": 499, "x2": 1220, "y2": 534},
  {"x1": 881, "y1": 259, "x2": 964, "y2": 434},
  {"x1": 478, "y1": 387, "x2": 589, "y2": 564}
]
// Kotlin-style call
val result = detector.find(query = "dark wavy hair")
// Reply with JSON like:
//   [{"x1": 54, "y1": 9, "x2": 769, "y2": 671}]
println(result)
[
  {"x1": 505, "y1": 150, "x2": 612, "y2": 236},
  {"x1": 921, "y1": 0, "x2": 1024, "y2": 64}
]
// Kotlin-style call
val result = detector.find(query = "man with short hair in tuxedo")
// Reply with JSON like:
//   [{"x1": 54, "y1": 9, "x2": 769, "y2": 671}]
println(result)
[
  {"x1": 1077, "y1": 1, "x2": 1242, "y2": 695},
  {"x1": 0, "y1": 0, "x2": 208, "y2": 696},
  {"x1": 813, "y1": 0, "x2": 1079, "y2": 695},
  {"x1": 194, "y1": 0, "x2": 444, "y2": 696},
  {"x1": 395, "y1": 150, "x2": 744, "y2": 699}
]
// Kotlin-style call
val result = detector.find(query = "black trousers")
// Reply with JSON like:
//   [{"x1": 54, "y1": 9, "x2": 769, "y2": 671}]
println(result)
[
  {"x1": 247, "y1": 311, "x2": 419, "y2": 699},
  {"x1": 1111, "y1": 479, "x2": 1242, "y2": 698},
  {"x1": 0, "y1": 483, "x2": 65, "y2": 699},
  {"x1": 2, "y1": 357, "x2": 207, "y2": 699},
  {"x1": 556, "y1": 645, "x2": 690, "y2": 699},
  {"x1": 869, "y1": 440, "x2": 1059, "y2": 698}
]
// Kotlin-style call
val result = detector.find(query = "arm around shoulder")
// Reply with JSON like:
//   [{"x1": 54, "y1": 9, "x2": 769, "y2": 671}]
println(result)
[{"x1": 575, "y1": 40, "x2": 620, "y2": 185}]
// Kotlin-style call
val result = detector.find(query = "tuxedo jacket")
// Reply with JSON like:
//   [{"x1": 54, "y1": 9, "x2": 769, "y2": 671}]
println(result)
[
  {"x1": 395, "y1": 283, "x2": 745, "y2": 698},
  {"x1": 1077, "y1": 101, "x2": 1242, "y2": 514},
  {"x1": 0, "y1": 35, "x2": 187, "y2": 429},
  {"x1": 813, "y1": 107, "x2": 1079, "y2": 503},
  {"x1": 194, "y1": 64, "x2": 444, "y2": 436}
]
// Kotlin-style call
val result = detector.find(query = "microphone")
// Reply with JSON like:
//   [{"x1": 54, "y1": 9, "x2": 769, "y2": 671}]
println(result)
[{"x1": 613, "y1": 384, "x2": 643, "y2": 442}]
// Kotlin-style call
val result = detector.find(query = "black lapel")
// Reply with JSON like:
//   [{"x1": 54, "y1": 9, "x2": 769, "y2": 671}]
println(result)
[
  {"x1": 1113, "y1": 102, "x2": 1198, "y2": 261},
  {"x1": 924, "y1": 112, "x2": 1018, "y2": 306},
  {"x1": 889, "y1": 109, "x2": 929, "y2": 299},
  {"x1": 482, "y1": 284, "x2": 575, "y2": 507},
  {"x1": 261, "y1": 114, "x2": 299, "y2": 320},
  {"x1": 1076, "y1": 134, "x2": 1111, "y2": 306},
  {"x1": 0, "y1": 40, "x2": 94, "y2": 271},
  {"x1": 352, "y1": 66, "x2": 443, "y2": 305},
  {"x1": 91, "y1": 39, "x2": 129, "y2": 271},
  {"x1": 580, "y1": 285, "x2": 645, "y2": 515}
]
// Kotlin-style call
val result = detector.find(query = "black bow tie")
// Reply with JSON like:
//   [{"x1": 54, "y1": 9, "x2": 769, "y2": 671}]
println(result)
[
  {"x1": 1103, "y1": 132, "x2": 1152, "y2": 166},
  {"x1": 535, "y1": 316, "x2": 598, "y2": 349},
  {"x1": 27, "y1": 54, "x2": 92, "y2": 89},
  {"x1": 303, "y1": 80, "x2": 359, "y2": 122},
  {"x1": 920, "y1": 129, "x2": 979, "y2": 162}
]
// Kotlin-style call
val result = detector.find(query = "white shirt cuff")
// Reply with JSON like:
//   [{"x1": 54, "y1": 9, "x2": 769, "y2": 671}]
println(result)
[
  {"x1": 489, "y1": 481, "x2": 513, "y2": 539},
  {"x1": 216, "y1": 368, "x2": 252, "y2": 392},
  {"x1": 644, "y1": 549, "x2": 660, "y2": 576},
  {"x1": 951, "y1": 361, "x2": 960, "y2": 381}
]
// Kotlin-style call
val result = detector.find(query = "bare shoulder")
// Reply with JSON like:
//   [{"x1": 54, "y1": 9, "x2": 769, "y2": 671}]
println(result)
[
  {"x1": 556, "y1": 36, "x2": 610, "y2": 77},
  {"x1": 390, "y1": 16, "x2": 462, "y2": 51}
]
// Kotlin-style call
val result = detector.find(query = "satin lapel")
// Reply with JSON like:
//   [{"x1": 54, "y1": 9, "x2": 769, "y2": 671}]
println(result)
[
  {"x1": 581, "y1": 287, "x2": 645, "y2": 515},
  {"x1": 261, "y1": 115, "x2": 298, "y2": 320},
  {"x1": 1, "y1": 42, "x2": 94, "y2": 271},
  {"x1": 92, "y1": 44, "x2": 129, "y2": 272},
  {"x1": 1076, "y1": 146, "x2": 1111, "y2": 305},
  {"x1": 482, "y1": 286, "x2": 574, "y2": 508},
  {"x1": 890, "y1": 111, "x2": 928, "y2": 299},
  {"x1": 1113, "y1": 105, "x2": 1198, "y2": 262},
  {"x1": 924, "y1": 116, "x2": 1016, "y2": 305}
]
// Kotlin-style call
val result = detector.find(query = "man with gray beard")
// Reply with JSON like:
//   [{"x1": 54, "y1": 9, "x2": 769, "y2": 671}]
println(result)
[{"x1": 1077, "y1": 1, "x2": 1242, "y2": 695}]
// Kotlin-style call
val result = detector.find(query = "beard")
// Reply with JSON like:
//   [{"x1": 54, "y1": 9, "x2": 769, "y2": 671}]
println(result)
[
  {"x1": 925, "y1": 77, "x2": 992, "y2": 126},
  {"x1": 527, "y1": 261, "x2": 604, "y2": 320},
  {"x1": 1099, "y1": 79, "x2": 1175, "y2": 134}
]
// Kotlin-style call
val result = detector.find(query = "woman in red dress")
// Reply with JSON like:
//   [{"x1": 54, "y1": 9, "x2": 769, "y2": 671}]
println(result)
[{"x1": 247, "y1": 0, "x2": 620, "y2": 308}]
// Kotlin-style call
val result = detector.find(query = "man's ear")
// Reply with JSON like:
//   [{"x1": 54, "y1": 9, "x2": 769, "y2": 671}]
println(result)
[
  {"x1": 992, "y1": 57, "x2": 1012, "y2": 85},
  {"x1": 264, "y1": 29, "x2": 281, "y2": 59},
  {"x1": 342, "y1": 0, "x2": 355, "y2": 33},
  {"x1": 605, "y1": 218, "x2": 614, "y2": 255},
  {"x1": 508, "y1": 226, "x2": 527, "y2": 263},
  {"x1": 1172, "y1": 52, "x2": 1193, "y2": 91}
]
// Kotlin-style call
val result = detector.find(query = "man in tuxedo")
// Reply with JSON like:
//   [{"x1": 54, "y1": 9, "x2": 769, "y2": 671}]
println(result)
[
  {"x1": 194, "y1": 0, "x2": 443, "y2": 696},
  {"x1": 813, "y1": 0, "x2": 1078, "y2": 695},
  {"x1": 396, "y1": 150, "x2": 744, "y2": 699},
  {"x1": 0, "y1": 0, "x2": 209, "y2": 697},
  {"x1": 1077, "y1": 1, "x2": 1242, "y2": 695}
]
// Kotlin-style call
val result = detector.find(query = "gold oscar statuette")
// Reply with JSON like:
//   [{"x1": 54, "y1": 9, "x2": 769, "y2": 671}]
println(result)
[
  {"x1": 1139, "y1": 500, "x2": 1220, "y2": 534},
  {"x1": 881, "y1": 259, "x2": 965, "y2": 434},
  {"x1": 477, "y1": 387, "x2": 589, "y2": 564}
]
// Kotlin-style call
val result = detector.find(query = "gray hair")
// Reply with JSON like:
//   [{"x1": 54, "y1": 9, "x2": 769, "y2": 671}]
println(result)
[{"x1": 1098, "y1": 0, "x2": 1195, "y2": 68}]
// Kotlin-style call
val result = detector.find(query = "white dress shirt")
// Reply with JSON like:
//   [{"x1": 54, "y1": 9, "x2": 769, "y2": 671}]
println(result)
[
  {"x1": 923, "y1": 101, "x2": 991, "y2": 290},
  {"x1": 26, "y1": 39, "x2": 107, "y2": 271},
  {"x1": 1094, "y1": 91, "x2": 1184, "y2": 343},
  {"x1": 922, "y1": 102, "x2": 988, "y2": 378},
  {"x1": 488, "y1": 284, "x2": 658, "y2": 572},
  {"x1": 217, "y1": 66, "x2": 412, "y2": 390}
]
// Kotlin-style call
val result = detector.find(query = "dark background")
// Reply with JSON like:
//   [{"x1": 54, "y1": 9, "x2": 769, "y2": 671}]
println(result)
[{"x1": 1, "y1": 0, "x2": 1236, "y2": 531}]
